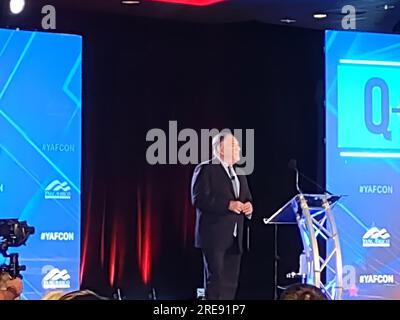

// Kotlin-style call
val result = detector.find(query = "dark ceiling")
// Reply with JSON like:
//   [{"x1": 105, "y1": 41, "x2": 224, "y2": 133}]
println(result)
[{"x1": 2, "y1": 0, "x2": 400, "y2": 33}]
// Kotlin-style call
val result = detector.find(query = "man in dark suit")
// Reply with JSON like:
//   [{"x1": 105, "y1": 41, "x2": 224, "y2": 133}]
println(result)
[{"x1": 191, "y1": 131, "x2": 253, "y2": 300}]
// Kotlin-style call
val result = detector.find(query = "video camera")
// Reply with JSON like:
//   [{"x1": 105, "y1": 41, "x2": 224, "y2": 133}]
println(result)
[{"x1": 0, "y1": 219, "x2": 35, "y2": 279}]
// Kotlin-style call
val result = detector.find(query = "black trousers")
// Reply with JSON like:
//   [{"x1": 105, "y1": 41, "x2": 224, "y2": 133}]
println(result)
[{"x1": 202, "y1": 237, "x2": 242, "y2": 300}]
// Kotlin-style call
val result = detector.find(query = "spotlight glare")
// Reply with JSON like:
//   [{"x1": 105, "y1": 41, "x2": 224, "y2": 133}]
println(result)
[
  {"x1": 121, "y1": 0, "x2": 141, "y2": 4},
  {"x1": 9, "y1": 0, "x2": 25, "y2": 15},
  {"x1": 313, "y1": 13, "x2": 327, "y2": 19},
  {"x1": 280, "y1": 18, "x2": 296, "y2": 24},
  {"x1": 383, "y1": 4, "x2": 395, "y2": 10}
]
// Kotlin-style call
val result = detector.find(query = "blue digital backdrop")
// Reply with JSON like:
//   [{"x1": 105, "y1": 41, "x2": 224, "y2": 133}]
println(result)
[
  {"x1": 0, "y1": 29, "x2": 82, "y2": 300},
  {"x1": 326, "y1": 30, "x2": 400, "y2": 299}
]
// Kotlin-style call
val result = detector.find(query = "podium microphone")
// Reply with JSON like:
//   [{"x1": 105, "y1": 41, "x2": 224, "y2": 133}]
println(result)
[
  {"x1": 288, "y1": 159, "x2": 302, "y2": 194},
  {"x1": 288, "y1": 158, "x2": 333, "y2": 195}
]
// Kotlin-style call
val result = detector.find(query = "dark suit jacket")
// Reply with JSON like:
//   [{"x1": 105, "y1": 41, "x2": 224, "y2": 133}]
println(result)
[{"x1": 191, "y1": 159, "x2": 253, "y2": 253}]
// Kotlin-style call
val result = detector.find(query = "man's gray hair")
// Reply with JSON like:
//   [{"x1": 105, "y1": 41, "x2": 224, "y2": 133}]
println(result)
[{"x1": 212, "y1": 130, "x2": 233, "y2": 157}]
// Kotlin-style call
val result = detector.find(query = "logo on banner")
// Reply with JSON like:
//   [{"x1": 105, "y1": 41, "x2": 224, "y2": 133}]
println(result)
[
  {"x1": 40, "y1": 232, "x2": 74, "y2": 241},
  {"x1": 362, "y1": 227, "x2": 391, "y2": 247},
  {"x1": 41, "y1": 265, "x2": 71, "y2": 289},
  {"x1": 359, "y1": 274, "x2": 395, "y2": 284},
  {"x1": 42, "y1": 143, "x2": 76, "y2": 153},
  {"x1": 0, "y1": 184, "x2": 3, "y2": 193},
  {"x1": 45, "y1": 180, "x2": 71, "y2": 200},
  {"x1": 359, "y1": 185, "x2": 393, "y2": 194}
]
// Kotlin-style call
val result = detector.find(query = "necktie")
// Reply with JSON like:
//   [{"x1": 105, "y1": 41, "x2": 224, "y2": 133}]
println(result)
[
  {"x1": 228, "y1": 166, "x2": 239, "y2": 237},
  {"x1": 228, "y1": 166, "x2": 239, "y2": 199}
]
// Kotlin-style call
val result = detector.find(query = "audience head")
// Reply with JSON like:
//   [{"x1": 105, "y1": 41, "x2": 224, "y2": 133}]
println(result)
[
  {"x1": 42, "y1": 291, "x2": 66, "y2": 300},
  {"x1": 60, "y1": 289, "x2": 108, "y2": 300},
  {"x1": 280, "y1": 283, "x2": 328, "y2": 300},
  {"x1": 42, "y1": 289, "x2": 108, "y2": 300}
]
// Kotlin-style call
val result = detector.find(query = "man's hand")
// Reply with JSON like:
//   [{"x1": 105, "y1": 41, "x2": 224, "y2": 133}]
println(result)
[
  {"x1": 6, "y1": 277, "x2": 23, "y2": 298},
  {"x1": 242, "y1": 202, "x2": 253, "y2": 216},
  {"x1": 228, "y1": 201, "x2": 243, "y2": 214}
]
